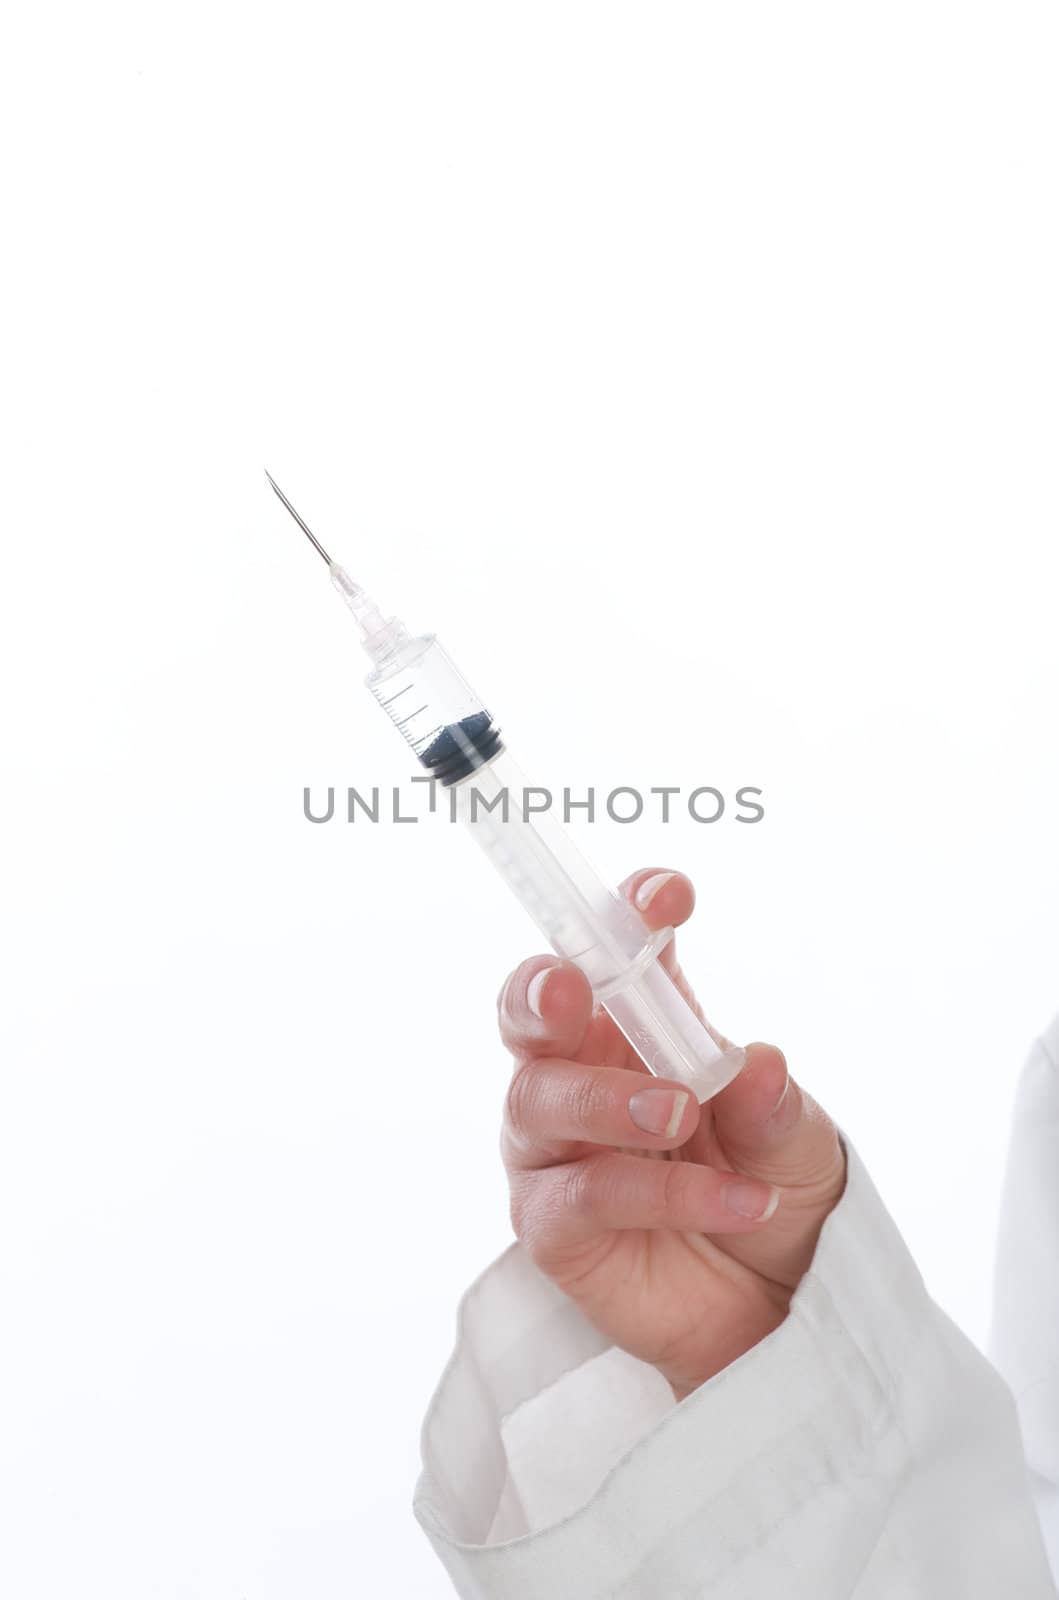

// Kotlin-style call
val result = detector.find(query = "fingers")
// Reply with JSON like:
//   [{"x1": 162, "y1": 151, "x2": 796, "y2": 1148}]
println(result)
[
  {"x1": 617, "y1": 868, "x2": 713, "y2": 1025},
  {"x1": 496, "y1": 869, "x2": 699, "y2": 1069},
  {"x1": 704, "y1": 1043, "x2": 846, "y2": 1287},
  {"x1": 619, "y1": 867, "x2": 696, "y2": 934},
  {"x1": 711, "y1": 1042, "x2": 845, "y2": 1193},
  {"x1": 512, "y1": 1151, "x2": 780, "y2": 1259},
  {"x1": 504, "y1": 1056, "x2": 700, "y2": 1170},
  {"x1": 498, "y1": 870, "x2": 695, "y2": 1044},
  {"x1": 497, "y1": 957, "x2": 595, "y2": 1062},
  {"x1": 618, "y1": 868, "x2": 694, "y2": 982}
]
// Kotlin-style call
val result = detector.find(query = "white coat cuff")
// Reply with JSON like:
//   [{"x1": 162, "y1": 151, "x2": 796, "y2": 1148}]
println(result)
[{"x1": 414, "y1": 1142, "x2": 1049, "y2": 1597}]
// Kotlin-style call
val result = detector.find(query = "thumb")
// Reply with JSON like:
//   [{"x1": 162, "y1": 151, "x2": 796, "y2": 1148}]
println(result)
[{"x1": 710, "y1": 1043, "x2": 845, "y2": 1194}]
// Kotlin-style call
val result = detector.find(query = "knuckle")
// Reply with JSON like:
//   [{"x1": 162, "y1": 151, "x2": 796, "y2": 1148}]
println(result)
[
  {"x1": 559, "y1": 1154, "x2": 605, "y2": 1221},
  {"x1": 564, "y1": 1067, "x2": 611, "y2": 1134},
  {"x1": 802, "y1": 1095, "x2": 845, "y2": 1175},
  {"x1": 510, "y1": 1167, "x2": 575, "y2": 1266},
  {"x1": 496, "y1": 961, "x2": 532, "y2": 1036},
  {"x1": 507, "y1": 1170, "x2": 534, "y2": 1240},
  {"x1": 657, "y1": 1158, "x2": 698, "y2": 1224},
  {"x1": 506, "y1": 1063, "x2": 612, "y2": 1146},
  {"x1": 505, "y1": 1062, "x2": 542, "y2": 1143}
]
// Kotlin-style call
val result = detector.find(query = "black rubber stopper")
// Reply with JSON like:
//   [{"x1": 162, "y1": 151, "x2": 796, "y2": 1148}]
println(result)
[{"x1": 419, "y1": 711, "x2": 504, "y2": 786}]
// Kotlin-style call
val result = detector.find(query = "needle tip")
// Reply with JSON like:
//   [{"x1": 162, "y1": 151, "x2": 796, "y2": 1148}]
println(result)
[{"x1": 263, "y1": 469, "x2": 333, "y2": 566}]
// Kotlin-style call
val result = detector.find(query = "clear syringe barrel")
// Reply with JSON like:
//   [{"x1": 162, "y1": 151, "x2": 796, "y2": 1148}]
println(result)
[{"x1": 365, "y1": 631, "x2": 744, "y2": 1102}]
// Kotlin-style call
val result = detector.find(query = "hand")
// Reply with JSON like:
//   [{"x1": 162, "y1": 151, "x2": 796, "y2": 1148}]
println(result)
[{"x1": 498, "y1": 868, "x2": 847, "y2": 1400}]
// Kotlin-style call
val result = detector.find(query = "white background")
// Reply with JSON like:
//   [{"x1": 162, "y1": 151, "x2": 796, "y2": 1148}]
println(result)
[{"x1": 2, "y1": 3, "x2": 1057, "y2": 1596}]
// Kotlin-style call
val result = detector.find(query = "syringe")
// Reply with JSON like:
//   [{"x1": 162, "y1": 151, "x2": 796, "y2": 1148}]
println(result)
[{"x1": 267, "y1": 472, "x2": 745, "y2": 1102}]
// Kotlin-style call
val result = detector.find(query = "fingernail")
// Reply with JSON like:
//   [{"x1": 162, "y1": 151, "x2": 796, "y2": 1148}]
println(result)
[
  {"x1": 634, "y1": 871, "x2": 675, "y2": 911},
  {"x1": 723, "y1": 1180, "x2": 780, "y2": 1220},
  {"x1": 526, "y1": 969, "x2": 552, "y2": 1019},
  {"x1": 628, "y1": 1087, "x2": 689, "y2": 1138}
]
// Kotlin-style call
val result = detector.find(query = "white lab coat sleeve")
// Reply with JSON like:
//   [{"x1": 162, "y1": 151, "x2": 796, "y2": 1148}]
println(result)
[
  {"x1": 993, "y1": 1015, "x2": 1059, "y2": 1576},
  {"x1": 415, "y1": 1142, "x2": 1056, "y2": 1599}
]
